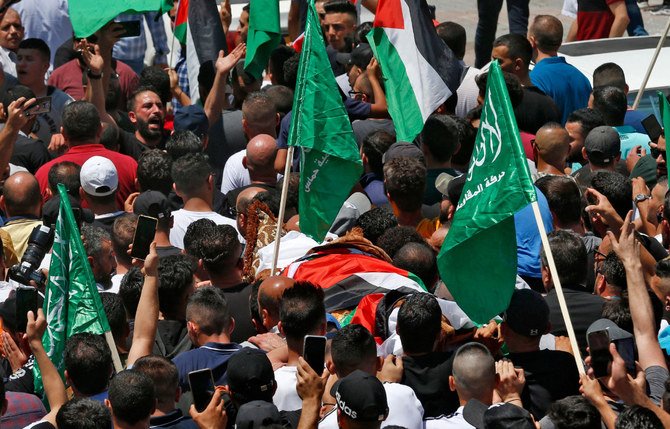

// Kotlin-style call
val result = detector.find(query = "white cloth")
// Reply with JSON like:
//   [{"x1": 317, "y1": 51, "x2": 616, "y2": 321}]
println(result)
[
  {"x1": 319, "y1": 382, "x2": 424, "y2": 429},
  {"x1": 14, "y1": 0, "x2": 73, "y2": 68},
  {"x1": 562, "y1": 0, "x2": 578, "y2": 18},
  {"x1": 424, "y1": 406, "x2": 475, "y2": 428},
  {"x1": 455, "y1": 66, "x2": 481, "y2": 118},
  {"x1": 221, "y1": 150, "x2": 251, "y2": 195},
  {"x1": 107, "y1": 273, "x2": 124, "y2": 294},
  {"x1": 257, "y1": 231, "x2": 318, "y2": 272},
  {"x1": 273, "y1": 366, "x2": 302, "y2": 411},
  {"x1": 0, "y1": 46, "x2": 17, "y2": 77},
  {"x1": 169, "y1": 209, "x2": 240, "y2": 249}
]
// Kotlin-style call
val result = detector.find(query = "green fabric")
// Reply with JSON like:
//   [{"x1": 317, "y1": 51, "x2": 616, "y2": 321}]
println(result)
[
  {"x1": 437, "y1": 61, "x2": 537, "y2": 324},
  {"x1": 244, "y1": 0, "x2": 281, "y2": 80},
  {"x1": 367, "y1": 28, "x2": 423, "y2": 143},
  {"x1": 660, "y1": 92, "x2": 670, "y2": 180},
  {"x1": 288, "y1": 0, "x2": 362, "y2": 242},
  {"x1": 34, "y1": 184, "x2": 111, "y2": 394},
  {"x1": 69, "y1": 0, "x2": 173, "y2": 38}
]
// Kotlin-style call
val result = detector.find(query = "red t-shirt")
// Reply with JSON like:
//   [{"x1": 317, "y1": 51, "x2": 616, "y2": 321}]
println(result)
[
  {"x1": 577, "y1": 0, "x2": 619, "y2": 41},
  {"x1": 35, "y1": 144, "x2": 138, "y2": 208}
]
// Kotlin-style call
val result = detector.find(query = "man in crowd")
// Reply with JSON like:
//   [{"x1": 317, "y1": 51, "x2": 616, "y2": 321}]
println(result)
[
  {"x1": 532, "y1": 123, "x2": 570, "y2": 178},
  {"x1": 0, "y1": 8, "x2": 23, "y2": 77}
]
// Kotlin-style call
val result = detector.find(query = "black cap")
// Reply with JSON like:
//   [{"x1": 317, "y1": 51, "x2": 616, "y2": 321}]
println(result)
[
  {"x1": 174, "y1": 104, "x2": 209, "y2": 138},
  {"x1": 382, "y1": 142, "x2": 425, "y2": 165},
  {"x1": 133, "y1": 191, "x2": 172, "y2": 220},
  {"x1": 234, "y1": 400, "x2": 281, "y2": 429},
  {"x1": 331, "y1": 370, "x2": 388, "y2": 422},
  {"x1": 585, "y1": 126, "x2": 620, "y2": 165},
  {"x1": 227, "y1": 348, "x2": 275, "y2": 400},
  {"x1": 464, "y1": 400, "x2": 536, "y2": 429},
  {"x1": 42, "y1": 194, "x2": 94, "y2": 227},
  {"x1": 336, "y1": 43, "x2": 374, "y2": 69},
  {"x1": 503, "y1": 289, "x2": 550, "y2": 337}
]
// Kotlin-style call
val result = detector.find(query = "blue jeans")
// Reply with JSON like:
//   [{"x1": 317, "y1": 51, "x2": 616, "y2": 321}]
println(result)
[
  {"x1": 475, "y1": 0, "x2": 530, "y2": 69},
  {"x1": 626, "y1": 0, "x2": 648, "y2": 36}
]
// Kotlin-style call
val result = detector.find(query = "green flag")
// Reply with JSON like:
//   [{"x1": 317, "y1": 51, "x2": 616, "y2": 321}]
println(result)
[
  {"x1": 244, "y1": 0, "x2": 281, "y2": 80},
  {"x1": 287, "y1": 0, "x2": 363, "y2": 242},
  {"x1": 69, "y1": 0, "x2": 173, "y2": 38},
  {"x1": 437, "y1": 61, "x2": 537, "y2": 324},
  {"x1": 659, "y1": 92, "x2": 670, "y2": 180},
  {"x1": 34, "y1": 184, "x2": 111, "y2": 394}
]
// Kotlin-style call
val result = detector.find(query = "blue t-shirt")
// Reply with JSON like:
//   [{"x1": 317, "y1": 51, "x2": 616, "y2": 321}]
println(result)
[
  {"x1": 172, "y1": 342, "x2": 242, "y2": 391},
  {"x1": 515, "y1": 187, "x2": 553, "y2": 278},
  {"x1": 625, "y1": 109, "x2": 649, "y2": 134},
  {"x1": 615, "y1": 125, "x2": 651, "y2": 159},
  {"x1": 530, "y1": 57, "x2": 592, "y2": 125}
]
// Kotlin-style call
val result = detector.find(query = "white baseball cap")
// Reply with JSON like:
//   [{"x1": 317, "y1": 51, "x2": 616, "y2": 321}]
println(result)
[{"x1": 80, "y1": 156, "x2": 118, "y2": 196}]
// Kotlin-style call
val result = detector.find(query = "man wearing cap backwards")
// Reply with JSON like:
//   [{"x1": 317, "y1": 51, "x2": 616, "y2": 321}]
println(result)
[
  {"x1": 572, "y1": 125, "x2": 622, "y2": 187},
  {"x1": 79, "y1": 156, "x2": 125, "y2": 233}
]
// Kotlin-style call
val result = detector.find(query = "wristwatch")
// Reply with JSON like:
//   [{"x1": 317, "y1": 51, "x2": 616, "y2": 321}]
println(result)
[{"x1": 634, "y1": 194, "x2": 651, "y2": 204}]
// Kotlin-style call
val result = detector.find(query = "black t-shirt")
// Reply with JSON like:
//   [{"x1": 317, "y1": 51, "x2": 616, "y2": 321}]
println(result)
[
  {"x1": 118, "y1": 129, "x2": 168, "y2": 160},
  {"x1": 515, "y1": 86, "x2": 561, "y2": 135},
  {"x1": 401, "y1": 351, "x2": 459, "y2": 418},
  {"x1": 11, "y1": 134, "x2": 51, "y2": 174},
  {"x1": 157, "y1": 245, "x2": 183, "y2": 259},
  {"x1": 206, "y1": 110, "x2": 247, "y2": 190},
  {"x1": 508, "y1": 350, "x2": 580, "y2": 419},
  {"x1": 218, "y1": 282, "x2": 256, "y2": 343},
  {"x1": 154, "y1": 319, "x2": 193, "y2": 359},
  {"x1": 545, "y1": 287, "x2": 605, "y2": 354}
]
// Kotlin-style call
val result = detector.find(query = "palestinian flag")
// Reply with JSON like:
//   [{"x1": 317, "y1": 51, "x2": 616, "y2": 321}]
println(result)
[
  {"x1": 174, "y1": 0, "x2": 188, "y2": 44},
  {"x1": 366, "y1": 0, "x2": 462, "y2": 143},
  {"x1": 282, "y1": 247, "x2": 427, "y2": 312}
]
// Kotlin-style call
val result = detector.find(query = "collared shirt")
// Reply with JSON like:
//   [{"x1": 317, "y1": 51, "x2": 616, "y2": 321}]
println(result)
[
  {"x1": 150, "y1": 409, "x2": 198, "y2": 429},
  {"x1": 172, "y1": 342, "x2": 242, "y2": 391},
  {"x1": 113, "y1": 12, "x2": 169, "y2": 64},
  {"x1": 0, "y1": 46, "x2": 17, "y2": 77}
]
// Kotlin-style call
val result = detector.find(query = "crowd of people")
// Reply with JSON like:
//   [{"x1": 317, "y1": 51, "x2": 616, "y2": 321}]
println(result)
[{"x1": 0, "y1": 0, "x2": 668, "y2": 428}]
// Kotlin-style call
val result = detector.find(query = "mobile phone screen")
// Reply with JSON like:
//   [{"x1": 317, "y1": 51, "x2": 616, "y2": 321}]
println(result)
[
  {"x1": 130, "y1": 215, "x2": 157, "y2": 261},
  {"x1": 15, "y1": 286, "x2": 38, "y2": 333},
  {"x1": 188, "y1": 368, "x2": 215, "y2": 412},
  {"x1": 303, "y1": 335, "x2": 326, "y2": 376},
  {"x1": 588, "y1": 329, "x2": 611, "y2": 378},
  {"x1": 24, "y1": 97, "x2": 52, "y2": 117},
  {"x1": 641, "y1": 114, "x2": 663, "y2": 142},
  {"x1": 118, "y1": 20, "x2": 141, "y2": 38},
  {"x1": 614, "y1": 337, "x2": 636, "y2": 375}
]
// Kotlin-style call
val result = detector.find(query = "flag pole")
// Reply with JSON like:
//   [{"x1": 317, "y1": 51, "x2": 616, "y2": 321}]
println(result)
[
  {"x1": 271, "y1": 145, "x2": 295, "y2": 274},
  {"x1": 632, "y1": 17, "x2": 670, "y2": 110},
  {"x1": 531, "y1": 201, "x2": 586, "y2": 374},
  {"x1": 104, "y1": 330, "x2": 124, "y2": 372}
]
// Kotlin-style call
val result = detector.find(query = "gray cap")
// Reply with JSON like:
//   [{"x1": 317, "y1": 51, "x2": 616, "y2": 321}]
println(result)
[
  {"x1": 329, "y1": 192, "x2": 372, "y2": 236},
  {"x1": 585, "y1": 126, "x2": 620, "y2": 165},
  {"x1": 586, "y1": 318, "x2": 633, "y2": 341}
]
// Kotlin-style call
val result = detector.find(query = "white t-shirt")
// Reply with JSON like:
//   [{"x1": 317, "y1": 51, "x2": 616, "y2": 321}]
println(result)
[
  {"x1": 273, "y1": 366, "x2": 302, "y2": 412},
  {"x1": 170, "y1": 209, "x2": 240, "y2": 249},
  {"x1": 424, "y1": 406, "x2": 475, "y2": 428},
  {"x1": 455, "y1": 66, "x2": 481, "y2": 118},
  {"x1": 319, "y1": 382, "x2": 424, "y2": 429},
  {"x1": 221, "y1": 150, "x2": 251, "y2": 195}
]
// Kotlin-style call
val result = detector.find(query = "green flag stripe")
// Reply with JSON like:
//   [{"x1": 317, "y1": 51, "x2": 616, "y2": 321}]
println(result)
[
  {"x1": 367, "y1": 27, "x2": 423, "y2": 143},
  {"x1": 69, "y1": 0, "x2": 173, "y2": 38},
  {"x1": 660, "y1": 92, "x2": 670, "y2": 180}
]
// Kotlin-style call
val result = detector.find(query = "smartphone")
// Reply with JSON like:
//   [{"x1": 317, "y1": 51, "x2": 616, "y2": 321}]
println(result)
[
  {"x1": 303, "y1": 335, "x2": 327, "y2": 376},
  {"x1": 15, "y1": 286, "x2": 38, "y2": 333},
  {"x1": 130, "y1": 215, "x2": 157, "y2": 261},
  {"x1": 117, "y1": 20, "x2": 141, "y2": 38},
  {"x1": 24, "y1": 97, "x2": 52, "y2": 117},
  {"x1": 188, "y1": 368, "x2": 215, "y2": 412},
  {"x1": 588, "y1": 329, "x2": 611, "y2": 378},
  {"x1": 614, "y1": 337, "x2": 636, "y2": 375},
  {"x1": 642, "y1": 114, "x2": 663, "y2": 142}
]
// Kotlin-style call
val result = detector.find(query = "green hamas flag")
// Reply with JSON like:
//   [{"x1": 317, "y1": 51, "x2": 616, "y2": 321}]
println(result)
[
  {"x1": 660, "y1": 92, "x2": 670, "y2": 179},
  {"x1": 244, "y1": 0, "x2": 281, "y2": 80},
  {"x1": 34, "y1": 184, "x2": 111, "y2": 394},
  {"x1": 287, "y1": 0, "x2": 363, "y2": 242},
  {"x1": 69, "y1": 0, "x2": 173, "y2": 38},
  {"x1": 437, "y1": 61, "x2": 536, "y2": 324}
]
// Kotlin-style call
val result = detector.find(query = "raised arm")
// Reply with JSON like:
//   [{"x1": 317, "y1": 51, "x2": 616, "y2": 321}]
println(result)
[
  {"x1": 126, "y1": 242, "x2": 159, "y2": 366},
  {"x1": 203, "y1": 44, "x2": 246, "y2": 129},
  {"x1": 0, "y1": 97, "x2": 35, "y2": 175},
  {"x1": 82, "y1": 42, "x2": 117, "y2": 126}
]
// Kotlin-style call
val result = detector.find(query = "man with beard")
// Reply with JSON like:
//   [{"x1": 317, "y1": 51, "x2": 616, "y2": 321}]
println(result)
[
  {"x1": 564, "y1": 108, "x2": 605, "y2": 173},
  {"x1": 82, "y1": 224, "x2": 117, "y2": 292},
  {"x1": 118, "y1": 87, "x2": 167, "y2": 159}
]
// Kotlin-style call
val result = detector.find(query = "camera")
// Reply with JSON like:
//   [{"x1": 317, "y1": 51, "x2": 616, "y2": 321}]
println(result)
[{"x1": 8, "y1": 225, "x2": 54, "y2": 288}]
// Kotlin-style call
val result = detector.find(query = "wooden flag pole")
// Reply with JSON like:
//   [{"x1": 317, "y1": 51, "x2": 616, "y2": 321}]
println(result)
[
  {"x1": 632, "y1": 17, "x2": 670, "y2": 110},
  {"x1": 104, "y1": 330, "x2": 124, "y2": 372},
  {"x1": 271, "y1": 145, "x2": 295, "y2": 274},
  {"x1": 531, "y1": 201, "x2": 586, "y2": 374}
]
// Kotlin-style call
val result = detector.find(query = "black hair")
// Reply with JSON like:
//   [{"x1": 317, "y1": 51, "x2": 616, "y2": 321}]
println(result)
[
  {"x1": 101, "y1": 292, "x2": 128, "y2": 342},
  {"x1": 593, "y1": 62, "x2": 627, "y2": 91},
  {"x1": 355, "y1": 207, "x2": 398, "y2": 244},
  {"x1": 276, "y1": 172, "x2": 300, "y2": 215},
  {"x1": 119, "y1": 266, "x2": 144, "y2": 318},
  {"x1": 158, "y1": 254, "x2": 195, "y2": 318},
  {"x1": 566, "y1": 108, "x2": 605, "y2": 140},
  {"x1": 111, "y1": 214, "x2": 137, "y2": 268},
  {"x1": 535, "y1": 176, "x2": 582, "y2": 226},
  {"x1": 602, "y1": 251, "x2": 627, "y2": 290},
  {"x1": 492, "y1": 33, "x2": 533, "y2": 67},
  {"x1": 362, "y1": 130, "x2": 395, "y2": 177},
  {"x1": 376, "y1": 226, "x2": 425, "y2": 259},
  {"x1": 18, "y1": 38, "x2": 51, "y2": 61},
  {"x1": 436, "y1": 22, "x2": 466, "y2": 60},
  {"x1": 251, "y1": 189, "x2": 281, "y2": 217},
  {"x1": 56, "y1": 398, "x2": 112, "y2": 429},
  {"x1": 590, "y1": 171, "x2": 632, "y2": 220},
  {"x1": 601, "y1": 299, "x2": 633, "y2": 334},
  {"x1": 186, "y1": 286, "x2": 232, "y2": 335},
  {"x1": 330, "y1": 324, "x2": 377, "y2": 376},
  {"x1": 546, "y1": 395, "x2": 601, "y2": 429},
  {"x1": 383, "y1": 157, "x2": 427, "y2": 212},
  {"x1": 165, "y1": 130, "x2": 203, "y2": 160},
  {"x1": 133, "y1": 355, "x2": 179, "y2": 409},
  {"x1": 615, "y1": 405, "x2": 664, "y2": 428},
  {"x1": 323, "y1": 1, "x2": 357, "y2": 20},
  {"x1": 451, "y1": 115, "x2": 477, "y2": 168},
  {"x1": 529, "y1": 15, "x2": 563, "y2": 52},
  {"x1": 249, "y1": 279, "x2": 264, "y2": 331},
  {"x1": 194, "y1": 224, "x2": 241, "y2": 276},
  {"x1": 397, "y1": 293, "x2": 441, "y2": 354},
  {"x1": 279, "y1": 281, "x2": 326, "y2": 343},
  {"x1": 184, "y1": 218, "x2": 218, "y2": 258},
  {"x1": 355, "y1": 22, "x2": 373, "y2": 44},
  {"x1": 268, "y1": 45, "x2": 296, "y2": 87},
  {"x1": 108, "y1": 370, "x2": 156, "y2": 425},
  {"x1": 282, "y1": 53, "x2": 300, "y2": 90},
  {"x1": 64, "y1": 333, "x2": 113, "y2": 395},
  {"x1": 171, "y1": 152, "x2": 212, "y2": 196},
  {"x1": 263, "y1": 84, "x2": 294, "y2": 116},
  {"x1": 139, "y1": 65, "x2": 172, "y2": 104},
  {"x1": 393, "y1": 242, "x2": 438, "y2": 293},
  {"x1": 126, "y1": 85, "x2": 161, "y2": 113},
  {"x1": 137, "y1": 149, "x2": 173, "y2": 195},
  {"x1": 540, "y1": 230, "x2": 588, "y2": 288},
  {"x1": 475, "y1": 71, "x2": 524, "y2": 108},
  {"x1": 420, "y1": 114, "x2": 460, "y2": 163},
  {"x1": 48, "y1": 161, "x2": 81, "y2": 197},
  {"x1": 592, "y1": 86, "x2": 627, "y2": 126},
  {"x1": 62, "y1": 101, "x2": 102, "y2": 143}
]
